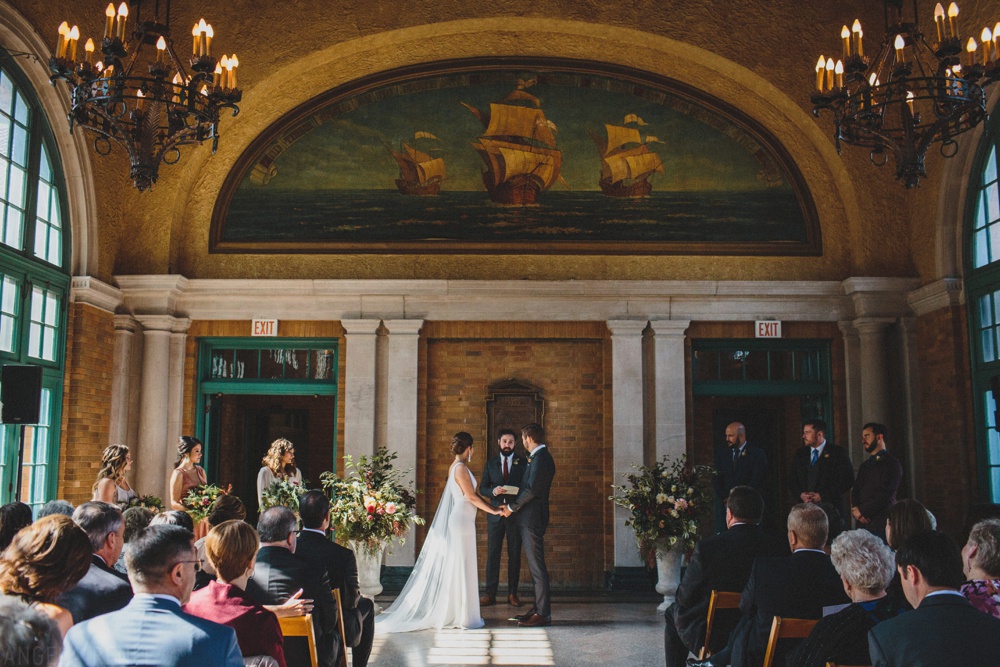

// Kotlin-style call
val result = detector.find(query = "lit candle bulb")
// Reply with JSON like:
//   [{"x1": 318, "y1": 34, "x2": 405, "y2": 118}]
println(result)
[
  {"x1": 894, "y1": 34, "x2": 906, "y2": 65},
  {"x1": 815, "y1": 55, "x2": 826, "y2": 92},
  {"x1": 95, "y1": 61, "x2": 104, "y2": 74},
  {"x1": 67, "y1": 25, "x2": 79, "y2": 61},
  {"x1": 228, "y1": 55, "x2": 238, "y2": 89},
  {"x1": 834, "y1": 60, "x2": 844, "y2": 89},
  {"x1": 966, "y1": 37, "x2": 977, "y2": 67},
  {"x1": 852, "y1": 19, "x2": 863, "y2": 57},
  {"x1": 156, "y1": 35, "x2": 166, "y2": 63},
  {"x1": 948, "y1": 3, "x2": 959, "y2": 40},
  {"x1": 55, "y1": 21, "x2": 69, "y2": 59},
  {"x1": 171, "y1": 72, "x2": 182, "y2": 103},
  {"x1": 135, "y1": 89, "x2": 145, "y2": 111},
  {"x1": 825, "y1": 57, "x2": 835, "y2": 92},
  {"x1": 116, "y1": 2, "x2": 128, "y2": 41},
  {"x1": 934, "y1": 3, "x2": 945, "y2": 43},
  {"x1": 906, "y1": 90, "x2": 915, "y2": 115},
  {"x1": 197, "y1": 18, "x2": 207, "y2": 56},
  {"x1": 994, "y1": 23, "x2": 1000, "y2": 61},
  {"x1": 213, "y1": 61, "x2": 223, "y2": 88},
  {"x1": 84, "y1": 38, "x2": 94, "y2": 64},
  {"x1": 219, "y1": 56, "x2": 230, "y2": 89},
  {"x1": 104, "y1": 4, "x2": 115, "y2": 40},
  {"x1": 204, "y1": 24, "x2": 213, "y2": 57},
  {"x1": 841, "y1": 26, "x2": 850, "y2": 59},
  {"x1": 983, "y1": 27, "x2": 994, "y2": 64},
  {"x1": 200, "y1": 85, "x2": 208, "y2": 96},
  {"x1": 192, "y1": 23, "x2": 200, "y2": 55}
]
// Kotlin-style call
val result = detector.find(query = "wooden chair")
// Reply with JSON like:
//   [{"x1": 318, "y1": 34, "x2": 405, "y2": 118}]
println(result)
[
  {"x1": 762, "y1": 616, "x2": 819, "y2": 667},
  {"x1": 332, "y1": 588, "x2": 349, "y2": 667},
  {"x1": 698, "y1": 590, "x2": 743, "y2": 659},
  {"x1": 278, "y1": 613, "x2": 319, "y2": 667}
]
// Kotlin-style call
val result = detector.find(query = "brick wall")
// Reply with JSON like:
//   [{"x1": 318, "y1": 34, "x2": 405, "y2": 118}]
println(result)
[
  {"x1": 418, "y1": 321, "x2": 611, "y2": 589},
  {"x1": 57, "y1": 303, "x2": 116, "y2": 505}
]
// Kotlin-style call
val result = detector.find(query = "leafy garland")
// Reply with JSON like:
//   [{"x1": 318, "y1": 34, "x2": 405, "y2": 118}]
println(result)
[
  {"x1": 261, "y1": 478, "x2": 308, "y2": 513},
  {"x1": 119, "y1": 494, "x2": 164, "y2": 514},
  {"x1": 182, "y1": 484, "x2": 230, "y2": 523}
]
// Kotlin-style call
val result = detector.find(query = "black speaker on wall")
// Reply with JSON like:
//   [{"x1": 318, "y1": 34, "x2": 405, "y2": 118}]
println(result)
[{"x1": 1, "y1": 365, "x2": 42, "y2": 424}]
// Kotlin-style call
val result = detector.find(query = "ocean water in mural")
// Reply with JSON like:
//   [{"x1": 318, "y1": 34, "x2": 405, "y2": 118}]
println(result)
[{"x1": 214, "y1": 65, "x2": 816, "y2": 253}]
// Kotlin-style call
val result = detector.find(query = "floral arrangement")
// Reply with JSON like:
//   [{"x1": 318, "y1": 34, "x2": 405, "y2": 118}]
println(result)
[
  {"x1": 610, "y1": 455, "x2": 714, "y2": 562},
  {"x1": 320, "y1": 448, "x2": 424, "y2": 555},
  {"x1": 119, "y1": 494, "x2": 164, "y2": 514},
  {"x1": 182, "y1": 483, "x2": 230, "y2": 523},
  {"x1": 261, "y1": 478, "x2": 308, "y2": 513}
]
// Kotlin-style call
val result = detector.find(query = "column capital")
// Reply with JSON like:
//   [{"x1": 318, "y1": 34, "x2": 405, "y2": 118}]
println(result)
[
  {"x1": 837, "y1": 320, "x2": 857, "y2": 337},
  {"x1": 135, "y1": 314, "x2": 190, "y2": 333},
  {"x1": 852, "y1": 317, "x2": 895, "y2": 335},
  {"x1": 382, "y1": 319, "x2": 424, "y2": 336},
  {"x1": 606, "y1": 319, "x2": 648, "y2": 336},
  {"x1": 70, "y1": 276, "x2": 122, "y2": 313},
  {"x1": 648, "y1": 319, "x2": 691, "y2": 337},
  {"x1": 114, "y1": 313, "x2": 139, "y2": 334},
  {"x1": 341, "y1": 319, "x2": 382, "y2": 335}
]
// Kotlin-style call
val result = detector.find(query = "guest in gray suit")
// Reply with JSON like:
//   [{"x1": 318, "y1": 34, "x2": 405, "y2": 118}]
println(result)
[
  {"x1": 869, "y1": 530, "x2": 1000, "y2": 667},
  {"x1": 59, "y1": 524, "x2": 243, "y2": 667}
]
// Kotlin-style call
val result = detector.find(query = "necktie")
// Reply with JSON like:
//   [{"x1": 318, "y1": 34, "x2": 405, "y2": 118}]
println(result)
[
  {"x1": 810, "y1": 449, "x2": 819, "y2": 466},
  {"x1": 503, "y1": 456, "x2": 509, "y2": 483},
  {"x1": 733, "y1": 448, "x2": 739, "y2": 468}
]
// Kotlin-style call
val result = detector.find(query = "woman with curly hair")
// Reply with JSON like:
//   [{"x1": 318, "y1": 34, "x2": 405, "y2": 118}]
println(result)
[
  {"x1": 92, "y1": 444, "x2": 136, "y2": 505},
  {"x1": 0, "y1": 515, "x2": 92, "y2": 636},
  {"x1": 169, "y1": 435, "x2": 209, "y2": 537},
  {"x1": 256, "y1": 438, "x2": 302, "y2": 507}
]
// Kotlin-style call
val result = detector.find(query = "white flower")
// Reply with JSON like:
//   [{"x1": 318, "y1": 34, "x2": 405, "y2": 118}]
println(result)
[
  {"x1": 670, "y1": 509, "x2": 680, "y2": 518},
  {"x1": 655, "y1": 493, "x2": 668, "y2": 504},
  {"x1": 671, "y1": 485, "x2": 677, "y2": 492}
]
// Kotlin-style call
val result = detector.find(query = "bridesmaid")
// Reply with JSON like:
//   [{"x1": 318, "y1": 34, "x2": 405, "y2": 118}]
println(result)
[
  {"x1": 256, "y1": 438, "x2": 303, "y2": 507},
  {"x1": 169, "y1": 435, "x2": 208, "y2": 537},
  {"x1": 92, "y1": 444, "x2": 136, "y2": 505}
]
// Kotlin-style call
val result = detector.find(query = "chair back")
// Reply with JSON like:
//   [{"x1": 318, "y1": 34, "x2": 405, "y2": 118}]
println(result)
[
  {"x1": 278, "y1": 613, "x2": 319, "y2": 667},
  {"x1": 762, "y1": 616, "x2": 818, "y2": 667},
  {"x1": 698, "y1": 590, "x2": 742, "y2": 659},
  {"x1": 332, "y1": 588, "x2": 349, "y2": 667}
]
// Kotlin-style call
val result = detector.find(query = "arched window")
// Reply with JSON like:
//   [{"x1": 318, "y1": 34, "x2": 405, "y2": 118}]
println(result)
[{"x1": 0, "y1": 55, "x2": 69, "y2": 511}]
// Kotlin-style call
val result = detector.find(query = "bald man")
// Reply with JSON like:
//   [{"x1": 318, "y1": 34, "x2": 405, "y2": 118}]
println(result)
[{"x1": 713, "y1": 422, "x2": 767, "y2": 502}]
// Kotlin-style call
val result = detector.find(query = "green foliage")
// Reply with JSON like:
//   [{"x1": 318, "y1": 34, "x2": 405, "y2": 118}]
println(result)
[
  {"x1": 120, "y1": 494, "x2": 164, "y2": 514},
  {"x1": 182, "y1": 484, "x2": 229, "y2": 523},
  {"x1": 261, "y1": 478, "x2": 308, "y2": 513}
]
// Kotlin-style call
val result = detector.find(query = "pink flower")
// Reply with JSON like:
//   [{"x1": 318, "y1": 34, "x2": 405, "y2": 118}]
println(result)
[
  {"x1": 674, "y1": 498, "x2": 689, "y2": 510},
  {"x1": 386, "y1": 502, "x2": 397, "y2": 515}
]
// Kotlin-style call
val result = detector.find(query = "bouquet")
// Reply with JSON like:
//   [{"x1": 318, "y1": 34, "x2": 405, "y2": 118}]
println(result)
[
  {"x1": 320, "y1": 448, "x2": 424, "y2": 556},
  {"x1": 182, "y1": 484, "x2": 229, "y2": 523},
  {"x1": 261, "y1": 478, "x2": 308, "y2": 513},
  {"x1": 120, "y1": 494, "x2": 164, "y2": 514},
  {"x1": 610, "y1": 455, "x2": 714, "y2": 562}
]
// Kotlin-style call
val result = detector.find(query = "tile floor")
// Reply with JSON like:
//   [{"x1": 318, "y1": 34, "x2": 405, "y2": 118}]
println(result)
[{"x1": 362, "y1": 595, "x2": 666, "y2": 667}]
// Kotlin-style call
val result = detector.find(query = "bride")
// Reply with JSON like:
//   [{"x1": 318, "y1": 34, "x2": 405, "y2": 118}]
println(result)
[{"x1": 378, "y1": 432, "x2": 502, "y2": 632}]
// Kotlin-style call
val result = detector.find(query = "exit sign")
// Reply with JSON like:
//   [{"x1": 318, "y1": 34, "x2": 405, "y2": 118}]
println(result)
[
  {"x1": 252, "y1": 319, "x2": 278, "y2": 337},
  {"x1": 755, "y1": 320, "x2": 781, "y2": 338}
]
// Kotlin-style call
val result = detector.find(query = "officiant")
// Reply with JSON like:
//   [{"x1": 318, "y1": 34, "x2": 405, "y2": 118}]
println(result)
[{"x1": 479, "y1": 428, "x2": 527, "y2": 607}]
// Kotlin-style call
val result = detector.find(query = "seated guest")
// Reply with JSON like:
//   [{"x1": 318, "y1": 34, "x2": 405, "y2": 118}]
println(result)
[
  {"x1": 815, "y1": 502, "x2": 842, "y2": 552},
  {"x1": 664, "y1": 486, "x2": 787, "y2": 667},
  {"x1": 194, "y1": 495, "x2": 247, "y2": 590},
  {"x1": 0, "y1": 515, "x2": 92, "y2": 636},
  {"x1": 150, "y1": 509, "x2": 196, "y2": 533},
  {"x1": 788, "y1": 529, "x2": 900, "y2": 667},
  {"x1": 37, "y1": 500, "x2": 75, "y2": 519},
  {"x1": 700, "y1": 503, "x2": 850, "y2": 667},
  {"x1": 56, "y1": 502, "x2": 132, "y2": 624},
  {"x1": 247, "y1": 506, "x2": 338, "y2": 667},
  {"x1": 0, "y1": 501, "x2": 33, "y2": 551},
  {"x1": 884, "y1": 498, "x2": 934, "y2": 611},
  {"x1": 115, "y1": 506, "x2": 153, "y2": 575},
  {"x1": 869, "y1": 530, "x2": 1000, "y2": 667},
  {"x1": 0, "y1": 594, "x2": 63, "y2": 666},
  {"x1": 296, "y1": 490, "x2": 376, "y2": 667},
  {"x1": 184, "y1": 520, "x2": 286, "y2": 667},
  {"x1": 59, "y1": 524, "x2": 243, "y2": 667},
  {"x1": 960, "y1": 518, "x2": 1000, "y2": 618}
]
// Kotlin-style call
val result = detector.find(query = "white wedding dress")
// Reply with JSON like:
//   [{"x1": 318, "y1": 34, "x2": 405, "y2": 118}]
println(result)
[{"x1": 377, "y1": 461, "x2": 484, "y2": 632}]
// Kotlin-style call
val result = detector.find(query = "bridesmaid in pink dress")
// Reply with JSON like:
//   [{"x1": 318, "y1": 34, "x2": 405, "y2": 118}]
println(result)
[{"x1": 169, "y1": 435, "x2": 209, "y2": 538}]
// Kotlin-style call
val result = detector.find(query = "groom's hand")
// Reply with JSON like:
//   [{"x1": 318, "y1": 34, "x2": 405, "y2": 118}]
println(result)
[
  {"x1": 500, "y1": 506, "x2": 512, "y2": 517},
  {"x1": 493, "y1": 486, "x2": 505, "y2": 496}
]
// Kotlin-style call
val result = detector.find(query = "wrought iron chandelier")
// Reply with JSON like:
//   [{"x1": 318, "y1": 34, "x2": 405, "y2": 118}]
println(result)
[
  {"x1": 811, "y1": 1, "x2": 999, "y2": 188},
  {"x1": 48, "y1": 1, "x2": 241, "y2": 191}
]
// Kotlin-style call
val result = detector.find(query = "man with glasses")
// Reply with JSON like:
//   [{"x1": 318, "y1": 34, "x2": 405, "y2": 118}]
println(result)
[{"x1": 60, "y1": 524, "x2": 243, "y2": 666}]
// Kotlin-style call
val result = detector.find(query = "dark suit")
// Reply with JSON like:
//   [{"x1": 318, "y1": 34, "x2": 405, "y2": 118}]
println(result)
[
  {"x1": 57, "y1": 554, "x2": 133, "y2": 624},
  {"x1": 508, "y1": 444, "x2": 555, "y2": 618},
  {"x1": 712, "y1": 443, "x2": 767, "y2": 500},
  {"x1": 247, "y1": 545, "x2": 340, "y2": 667},
  {"x1": 851, "y1": 449, "x2": 902, "y2": 540},
  {"x1": 479, "y1": 452, "x2": 527, "y2": 598},
  {"x1": 664, "y1": 523, "x2": 789, "y2": 666},
  {"x1": 726, "y1": 549, "x2": 849, "y2": 667},
  {"x1": 788, "y1": 443, "x2": 855, "y2": 520},
  {"x1": 296, "y1": 529, "x2": 375, "y2": 667}
]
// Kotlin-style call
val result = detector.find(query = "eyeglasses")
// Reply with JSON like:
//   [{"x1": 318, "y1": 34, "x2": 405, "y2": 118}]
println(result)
[{"x1": 177, "y1": 558, "x2": 203, "y2": 572}]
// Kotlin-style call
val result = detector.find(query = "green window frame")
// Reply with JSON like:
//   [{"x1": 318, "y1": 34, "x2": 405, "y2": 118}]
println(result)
[{"x1": 0, "y1": 54, "x2": 70, "y2": 511}]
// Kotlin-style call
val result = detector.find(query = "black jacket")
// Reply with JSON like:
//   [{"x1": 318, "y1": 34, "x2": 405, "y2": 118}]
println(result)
[
  {"x1": 508, "y1": 446, "x2": 555, "y2": 530},
  {"x1": 788, "y1": 596, "x2": 899, "y2": 667},
  {"x1": 479, "y1": 452, "x2": 527, "y2": 518},
  {"x1": 295, "y1": 530, "x2": 363, "y2": 640},
  {"x1": 57, "y1": 554, "x2": 133, "y2": 624},
  {"x1": 788, "y1": 443, "x2": 855, "y2": 516},
  {"x1": 851, "y1": 450, "x2": 902, "y2": 530},
  {"x1": 713, "y1": 443, "x2": 768, "y2": 500}
]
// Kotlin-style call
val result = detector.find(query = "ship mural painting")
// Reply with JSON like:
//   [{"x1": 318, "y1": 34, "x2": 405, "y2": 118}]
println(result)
[
  {"x1": 591, "y1": 114, "x2": 665, "y2": 198},
  {"x1": 387, "y1": 132, "x2": 446, "y2": 196},
  {"x1": 461, "y1": 74, "x2": 568, "y2": 206}
]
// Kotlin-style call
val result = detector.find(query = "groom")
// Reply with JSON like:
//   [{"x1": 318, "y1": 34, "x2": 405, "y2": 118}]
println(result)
[{"x1": 501, "y1": 422, "x2": 555, "y2": 627}]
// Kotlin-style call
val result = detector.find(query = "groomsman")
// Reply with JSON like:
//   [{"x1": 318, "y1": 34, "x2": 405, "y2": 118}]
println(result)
[
  {"x1": 501, "y1": 423, "x2": 555, "y2": 627},
  {"x1": 788, "y1": 419, "x2": 854, "y2": 533},
  {"x1": 713, "y1": 422, "x2": 767, "y2": 501},
  {"x1": 851, "y1": 422, "x2": 902, "y2": 541},
  {"x1": 479, "y1": 428, "x2": 527, "y2": 607}
]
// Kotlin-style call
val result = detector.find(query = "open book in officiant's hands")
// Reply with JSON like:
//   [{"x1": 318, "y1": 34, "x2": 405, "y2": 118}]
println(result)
[{"x1": 497, "y1": 485, "x2": 519, "y2": 495}]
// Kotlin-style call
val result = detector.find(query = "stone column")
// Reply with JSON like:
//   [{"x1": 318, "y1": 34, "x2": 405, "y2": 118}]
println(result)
[
  {"x1": 897, "y1": 317, "x2": 922, "y2": 498},
  {"x1": 838, "y1": 321, "x2": 863, "y2": 465},
  {"x1": 109, "y1": 315, "x2": 138, "y2": 446},
  {"x1": 382, "y1": 319, "x2": 424, "y2": 567},
  {"x1": 854, "y1": 317, "x2": 895, "y2": 427},
  {"x1": 166, "y1": 319, "x2": 191, "y2": 481},
  {"x1": 649, "y1": 320, "x2": 691, "y2": 463},
  {"x1": 607, "y1": 320, "x2": 648, "y2": 568},
  {"x1": 342, "y1": 320, "x2": 381, "y2": 463},
  {"x1": 133, "y1": 316, "x2": 176, "y2": 501}
]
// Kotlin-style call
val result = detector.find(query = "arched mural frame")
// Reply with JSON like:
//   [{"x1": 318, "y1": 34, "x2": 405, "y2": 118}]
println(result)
[{"x1": 210, "y1": 57, "x2": 820, "y2": 256}]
